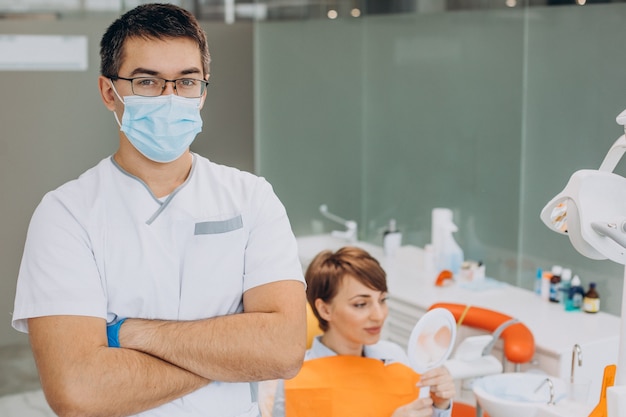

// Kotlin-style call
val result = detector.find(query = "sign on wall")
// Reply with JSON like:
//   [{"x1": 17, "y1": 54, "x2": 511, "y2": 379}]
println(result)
[{"x1": 0, "y1": 34, "x2": 87, "y2": 71}]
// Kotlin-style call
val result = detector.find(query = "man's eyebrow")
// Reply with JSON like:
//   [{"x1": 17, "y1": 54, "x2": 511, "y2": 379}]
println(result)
[
  {"x1": 128, "y1": 67, "x2": 203, "y2": 77},
  {"x1": 128, "y1": 68, "x2": 159, "y2": 77},
  {"x1": 180, "y1": 68, "x2": 203, "y2": 76}
]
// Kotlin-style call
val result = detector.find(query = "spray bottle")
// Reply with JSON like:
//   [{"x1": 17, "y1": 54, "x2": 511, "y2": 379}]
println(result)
[
  {"x1": 431, "y1": 208, "x2": 464, "y2": 275},
  {"x1": 383, "y1": 218, "x2": 402, "y2": 257}
]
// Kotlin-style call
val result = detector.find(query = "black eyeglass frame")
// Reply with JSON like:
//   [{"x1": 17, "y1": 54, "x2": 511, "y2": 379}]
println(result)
[{"x1": 111, "y1": 76, "x2": 210, "y2": 98}]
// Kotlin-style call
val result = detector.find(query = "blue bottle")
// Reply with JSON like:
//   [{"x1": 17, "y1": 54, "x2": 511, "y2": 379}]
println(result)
[
  {"x1": 567, "y1": 275, "x2": 585, "y2": 311},
  {"x1": 534, "y1": 268, "x2": 543, "y2": 295}
]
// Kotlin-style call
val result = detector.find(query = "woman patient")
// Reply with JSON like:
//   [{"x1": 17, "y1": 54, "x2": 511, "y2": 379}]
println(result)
[{"x1": 271, "y1": 246, "x2": 455, "y2": 417}]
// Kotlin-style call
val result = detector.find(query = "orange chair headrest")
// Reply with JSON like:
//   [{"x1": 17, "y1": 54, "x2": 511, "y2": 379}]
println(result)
[{"x1": 428, "y1": 302, "x2": 535, "y2": 364}]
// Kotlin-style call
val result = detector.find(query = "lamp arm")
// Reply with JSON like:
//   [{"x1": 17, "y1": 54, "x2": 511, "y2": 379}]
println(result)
[
  {"x1": 591, "y1": 219, "x2": 626, "y2": 249},
  {"x1": 599, "y1": 135, "x2": 626, "y2": 172}
]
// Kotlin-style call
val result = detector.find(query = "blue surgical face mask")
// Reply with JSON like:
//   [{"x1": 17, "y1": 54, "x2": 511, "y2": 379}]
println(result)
[{"x1": 111, "y1": 83, "x2": 203, "y2": 163}]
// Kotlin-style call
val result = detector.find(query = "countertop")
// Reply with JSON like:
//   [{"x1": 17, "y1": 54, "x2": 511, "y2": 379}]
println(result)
[
  {"x1": 295, "y1": 235, "x2": 620, "y2": 362},
  {"x1": 379, "y1": 245, "x2": 620, "y2": 359}
]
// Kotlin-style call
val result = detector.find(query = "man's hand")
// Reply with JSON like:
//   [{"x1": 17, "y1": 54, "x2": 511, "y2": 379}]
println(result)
[
  {"x1": 118, "y1": 280, "x2": 307, "y2": 382},
  {"x1": 29, "y1": 315, "x2": 210, "y2": 417}
]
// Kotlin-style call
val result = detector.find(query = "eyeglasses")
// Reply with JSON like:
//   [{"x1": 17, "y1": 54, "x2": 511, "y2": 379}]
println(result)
[{"x1": 112, "y1": 76, "x2": 209, "y2": 98}]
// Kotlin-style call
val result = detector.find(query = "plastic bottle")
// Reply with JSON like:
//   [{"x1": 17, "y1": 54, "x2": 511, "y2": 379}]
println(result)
[
  {"x1": 549, "y1": 265, "x2": 562, "y2": 303},
  {"x1": 534, "y1": 268, "x2": 543, "y2": 296},
  {"x1": 431, "y1": 208, "x2": 464, "y2": 275},
  {"x1": 383, "y1": 219, "x2": 402, "y2": 257},
  {"x1": 569, "y1": 275, "x2": 585, "y2": 311},
  {"x1": 541, "y1": 271, "x2": 552, "y2": 302},
  {"x1": 583, "y1": 282, "x2": 600, "y2": 313},
  {"x1": 559, "y1": 268, "x2": 572, "y2": 307}
]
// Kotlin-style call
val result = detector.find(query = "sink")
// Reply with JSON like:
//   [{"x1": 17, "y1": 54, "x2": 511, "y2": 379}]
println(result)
[
  {"x1": 472, "y1": 372, "x2": 567, "y2": 417},
  {"x1": 534, "y1": 399, "x2": 593, "y2": 417},
  {"x1": 295, "y1": 234, "x2": 381, "y2": 268}
]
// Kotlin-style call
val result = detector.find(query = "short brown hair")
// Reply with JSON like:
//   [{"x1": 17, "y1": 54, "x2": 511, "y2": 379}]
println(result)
[
  {"x1": 305, "y1": 246, "x2": 387, "y2": 331},
  {"x1": 100, "y1": 3, "x2": 211, "y2": 79}
]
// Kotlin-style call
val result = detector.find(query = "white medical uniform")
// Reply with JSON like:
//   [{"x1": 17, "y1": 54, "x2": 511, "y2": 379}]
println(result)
[{"x1": 12, "y1": 153, "x2": 305, "y2": 417}]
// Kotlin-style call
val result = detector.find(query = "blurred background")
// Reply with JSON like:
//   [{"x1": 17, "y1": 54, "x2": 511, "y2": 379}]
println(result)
[{"x1": 1, "y1": 0, "x2": 625, "y2": 353}]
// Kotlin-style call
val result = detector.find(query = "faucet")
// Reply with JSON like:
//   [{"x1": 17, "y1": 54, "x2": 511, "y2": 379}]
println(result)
[
  {"x1": 534, "y1": 377, "x2": 556, "y2": 405},
  {"x1": 319, "y1": 204, "x2": 358, "y2": 242},
  {"x1": 571, "y1": 344, "x2": 583, "y2": 382}
]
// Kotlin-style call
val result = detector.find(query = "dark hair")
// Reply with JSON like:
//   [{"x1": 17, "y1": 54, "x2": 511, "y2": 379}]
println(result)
[
  {"x1": 99, "y1": 3, "x2": 211, "y2": 78},
  {"x1": 305, "y1": 246, "x2": 387, "y2": 332}
]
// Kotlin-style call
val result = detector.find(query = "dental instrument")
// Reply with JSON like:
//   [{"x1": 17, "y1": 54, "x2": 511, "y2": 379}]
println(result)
[
  {"x1": 444, "y1": 317, "x2": 520, "y2": 383},
  {"x1": 318, "y1": 204, "x2": 358, "y2": 242}
]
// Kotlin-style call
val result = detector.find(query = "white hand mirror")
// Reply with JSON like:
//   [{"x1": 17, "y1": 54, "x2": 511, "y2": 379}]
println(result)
[{"x1": 407, "y1": 307, "x2": 457, "y2": 398}]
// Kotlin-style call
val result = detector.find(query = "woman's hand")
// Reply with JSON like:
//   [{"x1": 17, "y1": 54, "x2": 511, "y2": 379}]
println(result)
[
  {"x1": 391, "y1": 396, "x2": 435, "y2": 417},
  {"x1": 391, "y1": 366, "x2": 455, "y2": 416},
  {"x1": 419, "y1": 366, "x2": 456, "y2": 410}
]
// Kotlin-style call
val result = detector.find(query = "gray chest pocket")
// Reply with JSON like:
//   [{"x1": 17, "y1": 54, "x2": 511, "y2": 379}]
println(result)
[
  {"x1": 179, "y1": 214, "x2": 246, "y2": 318},
  {"x1": 195, "y1": 215, "x2": 243, "y2": 235}
]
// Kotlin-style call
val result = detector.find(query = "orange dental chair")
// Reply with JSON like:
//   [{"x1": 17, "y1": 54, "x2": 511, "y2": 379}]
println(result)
[{"x1": 428, "y1": 303, "x2": 536, "y2": 417}]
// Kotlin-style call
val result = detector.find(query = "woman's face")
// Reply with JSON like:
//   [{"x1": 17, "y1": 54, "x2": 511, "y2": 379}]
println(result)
[{"x1": 319, "y1": 275, "x2": 389, "y2": 347}]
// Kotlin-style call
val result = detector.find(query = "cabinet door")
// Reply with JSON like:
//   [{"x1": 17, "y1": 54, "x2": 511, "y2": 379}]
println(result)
[
  {"x1": 385, "y1": 296, "x2": 426, "y2": 349},
  {"x1": 557, "y1": 337, "x2": 619, "y2": 407}
]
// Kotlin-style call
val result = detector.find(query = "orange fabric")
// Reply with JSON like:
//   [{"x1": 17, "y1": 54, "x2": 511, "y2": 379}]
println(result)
[
  {"x1": 451, "y1": 402, "x2": 490, "y2": 417},
  {"x1": 429, "y1": 303, "x2": 535, "y2": 364},
  {"x1": 284, "y1": 356, "x2": 420, "y2": 417}
]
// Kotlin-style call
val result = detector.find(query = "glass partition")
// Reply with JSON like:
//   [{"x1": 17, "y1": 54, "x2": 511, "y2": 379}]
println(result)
[
  {"x1": 360, "y1": 10, "x2": 524, "y2": 273},
  {"x1": 255, "y1": 18, "x2": 365, "y2": 237},
  {"x1": 520, "y1": 3, "x2": 626, "y2": 309},
  {"x1": 256, "y1": 3, "x2": 626, "y2": 315}
]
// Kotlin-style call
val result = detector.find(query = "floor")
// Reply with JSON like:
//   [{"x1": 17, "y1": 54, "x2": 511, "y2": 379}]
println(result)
[{"x1": 0, "y1": 344, "x2": 55, "y2": 417}]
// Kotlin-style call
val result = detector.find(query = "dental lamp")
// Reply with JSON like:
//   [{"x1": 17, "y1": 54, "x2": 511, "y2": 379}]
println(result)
[{"x1": 540, "y1": 109, "x2": 626, "y2": 414}]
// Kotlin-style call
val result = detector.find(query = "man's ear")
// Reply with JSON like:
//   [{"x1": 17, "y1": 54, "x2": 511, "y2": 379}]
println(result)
[{"x1": 98, "y1": 76, "x2": 117, "y2": 111}]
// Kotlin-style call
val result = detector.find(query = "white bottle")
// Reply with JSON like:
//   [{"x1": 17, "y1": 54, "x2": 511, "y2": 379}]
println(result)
[
  {"x1": 570, "y1": 275, "x2": 584, "y2": 310},
  {"x1": 383, "y1": 219, "x2": 402, "y2": 257},
  {"x1": 431, "y1": 208, "x2": 464, "y2": 275}
]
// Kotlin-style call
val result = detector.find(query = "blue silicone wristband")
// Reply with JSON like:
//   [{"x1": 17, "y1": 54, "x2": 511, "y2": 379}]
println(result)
[{"x1": 106, "y1": 318, "x2": 127, "y2": 348}]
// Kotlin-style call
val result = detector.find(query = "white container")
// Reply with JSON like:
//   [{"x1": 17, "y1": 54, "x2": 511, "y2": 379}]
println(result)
[
  {"x1": 383, "y1": 218, "x2": 402, "y2": 257},
  {"x1": 431, "y1": 208, "x2": 464, "y2": 274}
]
